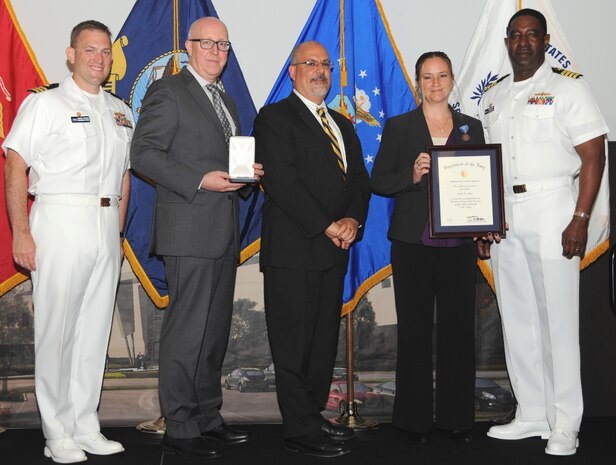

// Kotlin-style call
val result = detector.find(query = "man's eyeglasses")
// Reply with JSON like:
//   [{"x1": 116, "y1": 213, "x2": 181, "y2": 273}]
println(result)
[
  {"x1": 188, "y1": 38, "x2": 231, "y2": 52},
  {"x1": 291, "y1": 60, "x2": 334, "y2": 71}
]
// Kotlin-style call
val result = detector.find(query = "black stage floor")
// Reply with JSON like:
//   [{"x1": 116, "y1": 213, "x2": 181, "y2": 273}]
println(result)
[{"x1": 1, "y1": 419, "x2": 615, "y2": 465}]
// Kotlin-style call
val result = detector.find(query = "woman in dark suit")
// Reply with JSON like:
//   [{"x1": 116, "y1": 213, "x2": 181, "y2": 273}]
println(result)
[{"x1": 371, "y1": 51, "x2": 484, "y2": 444}]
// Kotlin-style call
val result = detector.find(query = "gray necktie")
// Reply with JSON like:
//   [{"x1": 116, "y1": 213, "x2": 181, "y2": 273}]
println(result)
[{"x1": 206, "y1": 83, "x2": 233, "y2": 146}]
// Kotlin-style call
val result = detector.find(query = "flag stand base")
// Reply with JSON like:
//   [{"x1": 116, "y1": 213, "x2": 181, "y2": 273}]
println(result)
[{"x1": 332, "y1": 401, "x2": 379, "y2": 430}]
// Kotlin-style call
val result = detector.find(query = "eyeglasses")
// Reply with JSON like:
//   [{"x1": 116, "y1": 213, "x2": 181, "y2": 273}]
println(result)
[
  {"x1": 187, "y1": 38, "x2": 231, "y2": 52},
  {"x1": 291, "y1": 60, "x2": 334, "y2": 71}
]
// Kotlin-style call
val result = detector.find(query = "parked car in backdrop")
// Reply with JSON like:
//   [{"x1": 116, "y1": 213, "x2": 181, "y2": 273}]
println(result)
[
  {"x1": 224, "y1": 368, "x2": 269, "y2": 392},
  {"x1": 261, "y1": 364, "x2": 357, "y2": 388},
  {"x1": 326, "y1": 381, "x2": 384, "y2": 414},
  {"x1": 369, "y1": 378, "x2": 514, "y2": 414},
  {"x1": 371, "y1": 380, "x2": 396, "y2": 408},
  {"x1": 474, "y1": 377, "x2": 514, "y2": 413},
  {"x1": 331, "y1": 367, "x2": 359, "y2": 382}
]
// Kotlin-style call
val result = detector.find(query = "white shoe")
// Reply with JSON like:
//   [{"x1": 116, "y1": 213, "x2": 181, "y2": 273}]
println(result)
[
  {"x1": 487, "y1": 418, "x2": 551, "y2": 440},
  {"x1": 545, "y1": 429, "x2": 579, "y2": 456},
  {"x1": 73, "y1": 432, "x2": 124, "y2": 455},
  {"x1": 44, "y1": 438, "x2": 87, "y2": 463}
]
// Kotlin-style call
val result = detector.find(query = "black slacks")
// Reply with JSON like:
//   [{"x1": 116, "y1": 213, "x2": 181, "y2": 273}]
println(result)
[
  {"x1": 391, "y1": 240, "x2": 476, "y2": 432},
  {"x1": 159, "y1": 247, "x2": 237, "y2": 438},
  {"x1": 263, "y1": 265, "x2": 345, "y2": 438}
]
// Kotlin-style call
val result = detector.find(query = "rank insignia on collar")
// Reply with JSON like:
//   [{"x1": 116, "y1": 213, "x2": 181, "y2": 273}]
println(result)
[
  {"x1": 484, "y1": 103, "x2": 495, "y2": 115},
  {"x1": 114, "y1": 112, "x2": 133, "y2": 128},
  {"x1": 528, "y1": 92, "x2": 554, "y2": 105},
  {"x1": 71, "y1": 112, "x2": 90, "y2": 123}
]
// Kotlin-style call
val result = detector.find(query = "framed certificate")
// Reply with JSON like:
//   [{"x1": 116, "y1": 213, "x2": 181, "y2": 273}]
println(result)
[{"x1": 427, "y1": 144, "x2": 505, "y2": 238}]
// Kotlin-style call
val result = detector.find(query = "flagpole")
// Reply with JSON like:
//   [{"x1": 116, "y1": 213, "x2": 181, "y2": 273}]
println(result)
[
  {"x1": 331, "y1": 0, "x2": 377, "y2": 431},
  {"x1": 338, "y1": 0, "x2": 348, "y2": 116},
  {"x1": 172, "y1": 0, "x2": 180, "y2": 74},
  {"x1": 334, "y1": 313, "x2": 378, "y2": 430}
]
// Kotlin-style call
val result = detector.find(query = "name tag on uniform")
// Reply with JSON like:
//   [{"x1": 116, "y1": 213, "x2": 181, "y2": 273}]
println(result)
[{"x1": 71, "y1": 114, "x2": 90, "y2": 123}]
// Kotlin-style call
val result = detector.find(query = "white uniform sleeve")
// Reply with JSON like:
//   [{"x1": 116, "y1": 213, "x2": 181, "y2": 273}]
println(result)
[
  {"x1": 561, "y1": 79, "x2": 609, "y2": 147},
  {"x1": 2, "y1": 93, "x2": 49, "y2": 166}
]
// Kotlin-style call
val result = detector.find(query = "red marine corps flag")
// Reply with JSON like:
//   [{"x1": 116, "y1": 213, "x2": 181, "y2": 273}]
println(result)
[{"x1": 0, "y1": 0, "x2": 46, "y2": 296}]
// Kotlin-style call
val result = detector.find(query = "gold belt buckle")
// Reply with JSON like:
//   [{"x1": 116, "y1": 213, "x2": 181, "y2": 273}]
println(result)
[
  {"x1": 512, "y1": 184, "x2": 527, "y2": 194},
  {"x1": 100, "y1": 197, "x2": 111, "y2": 207}
]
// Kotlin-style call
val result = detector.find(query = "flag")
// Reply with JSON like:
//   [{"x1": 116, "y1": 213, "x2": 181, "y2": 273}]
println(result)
[
  {"x1": 0, "y1": 0, "x2": 46, "y2": 296},
  {"x1": 113, "y1": 0, "x2": 260, "y2": 307},
  {"x1": 454, "y1": 0, "x2": 579, "y2": 118},
  {"x1": 454, "y1": 0, "x2": 609, "y2": 283},
  {"x1": 261, "y1": 0, "x2": 418, "y2": 315}
]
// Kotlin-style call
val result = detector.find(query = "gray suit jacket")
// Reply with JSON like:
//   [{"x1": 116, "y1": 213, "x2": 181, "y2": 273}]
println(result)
[{"x1": 131, "y1": 67, "x2": 241, "y2": 259}]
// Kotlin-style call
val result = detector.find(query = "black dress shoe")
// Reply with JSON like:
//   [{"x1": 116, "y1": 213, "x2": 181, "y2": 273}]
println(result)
[
  {"x1": 161, "y1": 433, "x2": 222, "y2": 458},
  {"x1": 285, "y1": 431, "x2": 350, "y2": 458},
  {"x1": 450, "y1": 429, "x2": 473, "y2": 444},
  {"x1": 407, "y1": 431, "x2": 430, "y2": 444},
  {"x1": 202, "y1": 424, "x2": 253, "y2": 444},
  {"x1": 321, "y1": 421, "x2": 356, "y2": 441}
]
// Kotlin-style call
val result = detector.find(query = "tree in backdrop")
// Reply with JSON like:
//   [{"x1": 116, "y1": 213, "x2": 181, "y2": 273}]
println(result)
[
  {"x1": 224, "y1": 299, "x2": 271, "y2": 370},
  {"x1": 336, "y1": 296, "x2": 389, "y2": 370}
]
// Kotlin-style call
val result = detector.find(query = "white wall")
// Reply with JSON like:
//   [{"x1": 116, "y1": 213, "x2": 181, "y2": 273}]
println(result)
[{"x1": 10, "y1": 0, "x2": 615, "y2": 136}]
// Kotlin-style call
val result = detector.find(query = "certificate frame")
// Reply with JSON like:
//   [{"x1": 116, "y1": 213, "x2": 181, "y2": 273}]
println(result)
[{"x1": 427, "y1": 144, "x2": 505, "y2": 238}]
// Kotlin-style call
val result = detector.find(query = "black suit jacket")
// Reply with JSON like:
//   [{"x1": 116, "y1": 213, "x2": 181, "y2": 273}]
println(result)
[
  {"x1": 370, "y1": 105, "x2": 485, "y2": 243},
  {"x1": 253, "y1": 92, "x2": 371, "y2": 271},
  {"x1": 131, "y1": 67, "x2": 242, "y2": 259}
]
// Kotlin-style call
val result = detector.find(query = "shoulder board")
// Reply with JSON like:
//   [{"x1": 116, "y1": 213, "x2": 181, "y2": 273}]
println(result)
[
  {"x1": 28, "y1": 83, "x2": 59, "y2": 94},
  {"x1": 552, "y1": 67, "x2": 582, "y2": 79},
  {"x1": 484, "y1": 73, "x2": 510, "y2": 93},
  {"x1": 105, "y1": 90, "x2": 130, "y2": 106}
]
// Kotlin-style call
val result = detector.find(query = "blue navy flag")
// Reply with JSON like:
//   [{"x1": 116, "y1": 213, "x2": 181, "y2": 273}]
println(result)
[
  {"x1": 263, "y1": 0, "x2": 418, "y2": 314},
  {"x1": 110, "y1": 0, "x2": 260, "y2": 307}
]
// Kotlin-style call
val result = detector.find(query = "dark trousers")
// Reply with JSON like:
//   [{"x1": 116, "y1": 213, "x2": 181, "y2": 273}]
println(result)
[
  {"x1": 263, "y1": 265, "x2": 345, "y2": 438},
  {"x1": 159, "y1": 248, "x2": 237, "y2": 438},
  {"x1": 391, "y1": 240, "x2": 476, "y2": 432}
]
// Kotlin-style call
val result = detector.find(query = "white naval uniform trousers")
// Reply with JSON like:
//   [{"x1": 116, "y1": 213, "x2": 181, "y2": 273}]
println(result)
[
  {"x1": 31, "y1": 196, "x2": 121, "y2": 439},
  {"x1": 2, "y1": 75, "x2": 132, "y2": 439},
  {"x1": 491, "y1": 184, "x2": 581, "y2": 431},
  {"x1": 479, "y1": 61, "x2": 608, "y2": 432}
]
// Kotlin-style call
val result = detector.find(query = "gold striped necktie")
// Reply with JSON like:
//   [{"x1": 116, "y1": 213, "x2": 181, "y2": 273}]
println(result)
[{"x1": 317, "y1": 107, "x2": 346, "y2": 178}]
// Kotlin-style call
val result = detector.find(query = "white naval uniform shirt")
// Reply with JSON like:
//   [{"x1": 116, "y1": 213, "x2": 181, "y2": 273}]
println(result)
[
  {"x1": 2, "y1": 75, "x2": 133, "y2": 197},
  {"x1": 479, "y1": 61, "x2": 608, "y2": 186}
]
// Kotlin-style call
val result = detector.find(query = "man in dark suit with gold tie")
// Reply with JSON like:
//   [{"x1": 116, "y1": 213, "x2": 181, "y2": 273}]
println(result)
[
  {"x1": 130, "y1": 17, "x2": 263, "y2": 459},
  {"x1": 253, "y1": 41, "x2": 371, "y2": 458}
]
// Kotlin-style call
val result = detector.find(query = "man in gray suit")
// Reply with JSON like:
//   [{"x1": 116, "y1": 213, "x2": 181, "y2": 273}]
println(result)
[{"x1": 130, "y1": 17, "x2": 263, "y2": 459}]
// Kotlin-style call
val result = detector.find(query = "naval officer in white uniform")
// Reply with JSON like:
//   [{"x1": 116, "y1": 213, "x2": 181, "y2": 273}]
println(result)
[
  {"x1": 479, "y1": 9, "x2": 608, "y2": 456},
  {"x1": 3, "y1": 20, "x2": 131, "y2": 464}
]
